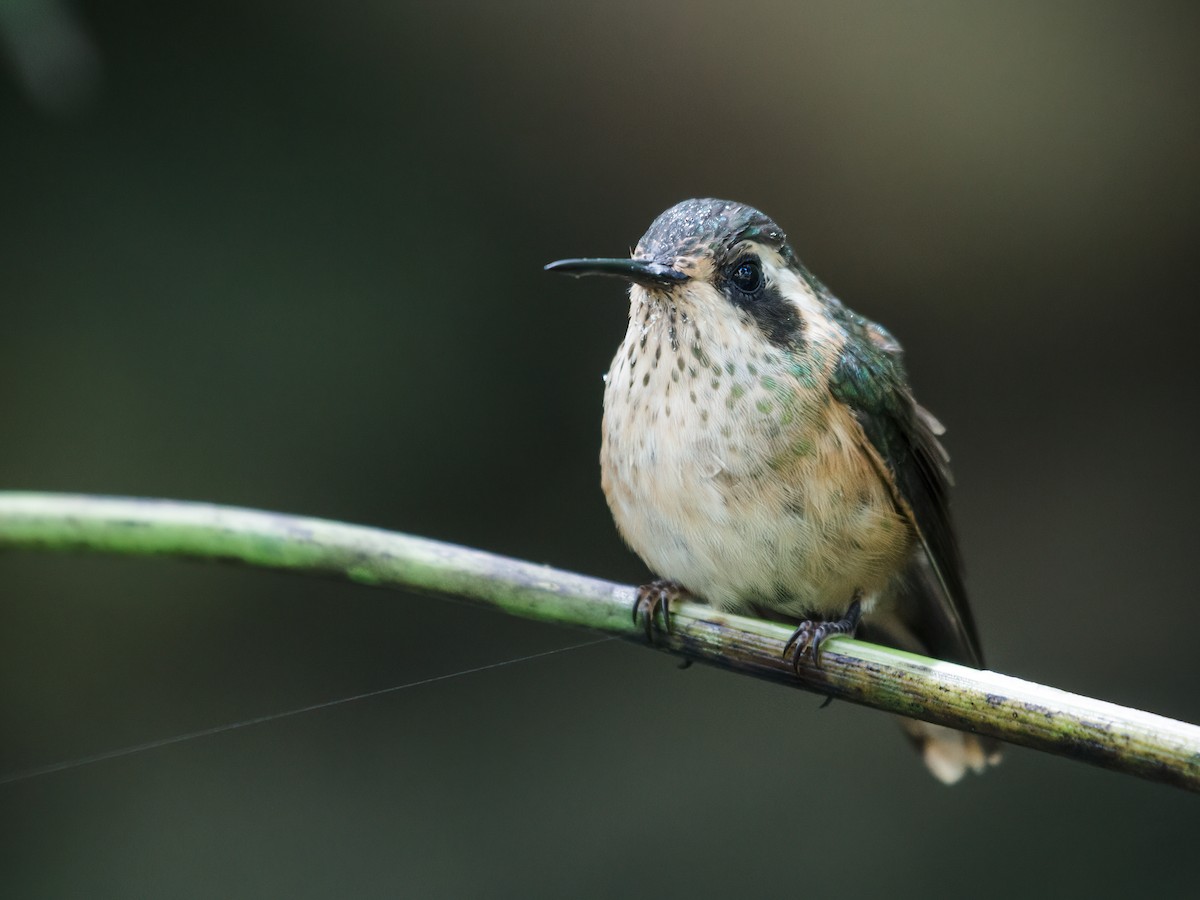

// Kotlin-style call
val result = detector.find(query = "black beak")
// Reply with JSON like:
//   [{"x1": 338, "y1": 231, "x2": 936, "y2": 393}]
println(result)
[{"x1": 544, "y1": 257, "x2": 687, "y2": 288}]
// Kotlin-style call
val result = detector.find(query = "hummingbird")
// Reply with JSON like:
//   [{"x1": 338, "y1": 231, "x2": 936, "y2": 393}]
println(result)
[{"x1": 546, "y1": 198, "x2": 1000, "y2": 783}]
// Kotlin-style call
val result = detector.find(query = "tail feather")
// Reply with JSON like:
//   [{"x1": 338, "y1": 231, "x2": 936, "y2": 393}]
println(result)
[
  {"x1": 899, "y1": 719, "x2": 1002, "y2": 784},
  {"x1": 862, "y1": 595, "x2": 1004, "y2": 784}
]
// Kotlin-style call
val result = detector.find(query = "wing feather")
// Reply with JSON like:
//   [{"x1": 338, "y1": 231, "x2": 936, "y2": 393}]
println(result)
[{"x1": 827, "y1": 322, "x2": 984, "y2": 667}]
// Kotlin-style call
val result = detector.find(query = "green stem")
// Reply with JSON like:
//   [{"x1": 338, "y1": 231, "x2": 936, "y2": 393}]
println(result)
[{"x1": 1, "y1": 491, "x2": 1196, "y2": 792}]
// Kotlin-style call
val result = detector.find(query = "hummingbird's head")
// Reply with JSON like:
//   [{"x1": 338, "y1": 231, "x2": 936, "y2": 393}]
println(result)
[{"x1": 546, "y1": 198, "x2": 809, "y2": 348}]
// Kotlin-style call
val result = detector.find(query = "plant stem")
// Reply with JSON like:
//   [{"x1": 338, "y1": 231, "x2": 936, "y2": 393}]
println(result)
[{"x1": 1, "y1": 491, "x2": 1196, "y2": 792}]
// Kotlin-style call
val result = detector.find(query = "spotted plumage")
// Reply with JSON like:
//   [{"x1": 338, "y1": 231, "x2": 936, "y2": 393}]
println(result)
[{"x1": 547, "y1": 199, "x2": 999, "y2": 783}]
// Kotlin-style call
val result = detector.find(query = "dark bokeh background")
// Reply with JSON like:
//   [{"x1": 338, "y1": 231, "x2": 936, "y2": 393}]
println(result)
[{"x1": 2, "y1": 1, "x2": 1198, "y2": 896}]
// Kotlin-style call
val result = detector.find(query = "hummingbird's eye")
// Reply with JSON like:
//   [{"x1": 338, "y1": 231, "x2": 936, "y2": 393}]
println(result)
[{"x1": 730, "y1": 257, "x2": 763, "y2": 295}]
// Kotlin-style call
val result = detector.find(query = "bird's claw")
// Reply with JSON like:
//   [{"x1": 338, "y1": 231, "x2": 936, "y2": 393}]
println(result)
[
  {"x1": 782, "y1": 595, "x2": 863, "y2": 671},
  {"x1": 633, "y1": 579, "x2": 687, "y2": 643}
]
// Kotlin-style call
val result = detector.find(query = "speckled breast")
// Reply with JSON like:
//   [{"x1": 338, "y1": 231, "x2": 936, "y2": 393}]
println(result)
[{"x1": 599, "y1": 297, "x2": 912, "y2": 617}]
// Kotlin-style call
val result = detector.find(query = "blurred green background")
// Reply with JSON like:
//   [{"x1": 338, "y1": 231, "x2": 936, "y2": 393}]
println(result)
[{"x1": 2, "y1": 1, "x2": 1198, "y2": 896}]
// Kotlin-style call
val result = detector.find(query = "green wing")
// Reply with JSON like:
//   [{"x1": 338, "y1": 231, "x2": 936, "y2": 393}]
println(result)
[{"x1": 827, "y1": 315, "x2": 985, "y2": 667}]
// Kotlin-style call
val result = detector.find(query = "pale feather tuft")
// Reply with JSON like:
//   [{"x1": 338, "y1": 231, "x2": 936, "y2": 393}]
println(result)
[{"x1": 900, "y1": 719, "x2": 1003, "y2": 784}]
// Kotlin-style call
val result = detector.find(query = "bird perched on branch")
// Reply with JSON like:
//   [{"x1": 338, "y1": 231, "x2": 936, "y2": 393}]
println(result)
[{"x1": 547, "y1": 198, "x2": 1000, "y2": 783}]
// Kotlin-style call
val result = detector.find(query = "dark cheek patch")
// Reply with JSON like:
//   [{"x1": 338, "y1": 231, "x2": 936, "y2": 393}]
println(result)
[{"x1": 726, "y1": 281, "x2": 805, "y2": 349}]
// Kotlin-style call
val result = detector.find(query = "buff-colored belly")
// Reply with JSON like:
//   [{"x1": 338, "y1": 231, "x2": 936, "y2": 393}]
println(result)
[{"x1": 601, "y1": 369, "x2": 912, "y2": 617}]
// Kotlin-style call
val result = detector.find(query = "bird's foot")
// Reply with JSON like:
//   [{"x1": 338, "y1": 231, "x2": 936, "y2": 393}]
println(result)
[
  {"x1": 634, "y1": 578, "x2": 688, "y2": 643},
  {"x1": 782, "y1": 594, "x2": 863, "y2": 671}
]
